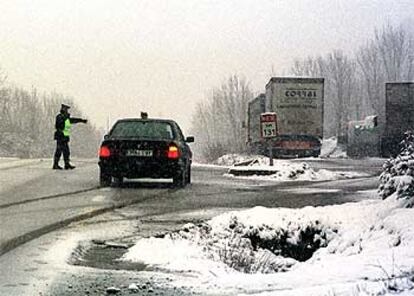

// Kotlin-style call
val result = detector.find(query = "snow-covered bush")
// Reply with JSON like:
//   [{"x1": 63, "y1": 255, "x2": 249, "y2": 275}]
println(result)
[
  {"x1": 168, "y1": 215, "x2": 337, "y2": 274},
  {"x1": 379, "y1": 133, "x2": 414, "y2": 206}
]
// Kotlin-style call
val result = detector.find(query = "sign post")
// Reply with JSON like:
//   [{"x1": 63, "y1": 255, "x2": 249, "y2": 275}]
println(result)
[{"x1": 260, "y1": 112, "x2": 278, "y2": 166}]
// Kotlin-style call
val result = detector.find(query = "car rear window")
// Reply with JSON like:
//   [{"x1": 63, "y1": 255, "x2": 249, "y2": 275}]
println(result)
[{"x1": 110, "y1": 121, "x2": 174, "y2": 139}]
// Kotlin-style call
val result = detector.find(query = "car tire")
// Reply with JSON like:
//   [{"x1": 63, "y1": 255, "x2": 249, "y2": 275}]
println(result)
[
  {"x1": 186, "y1": 165, "x2": 191, "y2": 184},
  {"x1": 100, "y1": 170, "x2": 112, "y2": 187},
  {"x1": 113, "y1": 176, "x2": 124, "y2": 187},
  {"x1": 173, "y1": 168, "x2": 186, "y2": 188}
]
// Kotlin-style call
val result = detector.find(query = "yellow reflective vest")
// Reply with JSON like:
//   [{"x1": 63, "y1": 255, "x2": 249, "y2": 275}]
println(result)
[{"x1": 63, "y1": 118, "x2": 72, "y2": 137}]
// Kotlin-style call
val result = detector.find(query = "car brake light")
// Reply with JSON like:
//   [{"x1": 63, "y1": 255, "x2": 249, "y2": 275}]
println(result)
[
  {"x1": 167, "y1": 145, "x2": 180, "y2": 159},
  {"x1": 99, "y1": 146, "x2": 111, "y2": 158}
]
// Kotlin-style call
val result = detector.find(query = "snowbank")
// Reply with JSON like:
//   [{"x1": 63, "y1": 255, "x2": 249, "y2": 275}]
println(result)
[
  {"x1": 122, "y1": 196, "x2": 414, "y2": 295},
  {"x1": 320, "y1": 137, "x2": 347, "y2": 158},
  {"x1": 217, "y1": 154, "x2": 365, "y2": 181},
  {"x1": 213, "y1": 153, "x2": 256, "y2": 166},
  {"x1": 121, "y1": 148, "x2": 414, "y2": 295},
  {"x1": 211, "y1": 137, "x2": 347, "y2": 165}
]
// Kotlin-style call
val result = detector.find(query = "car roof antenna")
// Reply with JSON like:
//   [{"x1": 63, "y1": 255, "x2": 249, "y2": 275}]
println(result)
[{"x1": 141, "y1": 112, "x2": 148, "y2": 119}]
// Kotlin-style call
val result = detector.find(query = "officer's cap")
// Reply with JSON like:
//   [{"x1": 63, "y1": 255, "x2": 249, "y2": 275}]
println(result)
[{"x1": 61, "y1": 104, "x2": 71, "y2": 109}]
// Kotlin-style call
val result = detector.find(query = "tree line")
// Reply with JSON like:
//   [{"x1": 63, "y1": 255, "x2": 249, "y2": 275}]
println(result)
[
  {"x1": 190, "y1": 75, "x2": 253, "y2": 161},
  {"x1": 0, "y1": 73, "x2": 101, "y2": 158},
  {"x1": 290, "y1": 23, "x2": 413, "y2": 139},
  {"x1": 191, "y1": 23, "x2": 414, "y2": 161}
]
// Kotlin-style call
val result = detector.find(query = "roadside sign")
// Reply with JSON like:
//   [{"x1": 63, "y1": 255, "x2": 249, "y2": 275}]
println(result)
[{"x1": 260, "y1": 112, "x2": 278, "y2": 138}]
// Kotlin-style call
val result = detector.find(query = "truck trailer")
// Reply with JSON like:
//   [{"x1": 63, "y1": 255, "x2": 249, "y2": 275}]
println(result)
[
  {"x1": 247, "y1": 77, "x2": 324, "y2": 158},
  {"x1": 381, "y1": 82, "x2": 414, "y2": 157}
]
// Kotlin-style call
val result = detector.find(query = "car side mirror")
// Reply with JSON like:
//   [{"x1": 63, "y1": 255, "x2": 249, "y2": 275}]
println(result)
[
  {"x1": 185, "y1": 136, "x2": 194, "y2": 143},
  {"x1": 104, "y1": 134, "x2": 109, "y2": 140}
]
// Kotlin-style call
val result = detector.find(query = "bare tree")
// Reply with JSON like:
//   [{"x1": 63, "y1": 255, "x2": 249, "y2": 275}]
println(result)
[
  {"x1": 289, "y1": 22, "x2": 413, "y2": 141},
  {"x1": 190, "y1": 75, "x2": 254, "y2": 161},
  {"x1": 356, "y1": 40, "x2": 385, "y2": 118},
  {"x1": 0, "y1": 69, "x2": 10, "y2": 131},
  {"x1": 355, "y1": 23, "x2": 414, "y2": 125},
  {"x1": 323, "y1": 50, "x2": 355, "y2": 138},
  {"x1": 0, "y1": 71, "x2": 100, "y2": 158},
  {"x1": 376, "y1": 23, "x2": 414, "y2": 82},
  {"x1": 291, "y1": 56, "x2": 323, "y2": 77},
  {"x1": 289, "y1": 52, "x2": 355, "y2": 139}
]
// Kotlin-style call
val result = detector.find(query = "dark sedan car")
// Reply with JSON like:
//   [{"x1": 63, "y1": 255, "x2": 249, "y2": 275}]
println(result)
[{"x1": 98, "y1": 116, "x2": 194, "y2": 187}]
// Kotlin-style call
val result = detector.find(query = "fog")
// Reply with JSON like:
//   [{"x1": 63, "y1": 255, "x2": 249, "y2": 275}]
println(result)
[{"x1": 0, "y1": 0, "x2": 412, "y2": 133}]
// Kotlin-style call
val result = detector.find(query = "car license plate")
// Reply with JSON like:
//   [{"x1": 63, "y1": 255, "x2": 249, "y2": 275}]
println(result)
[{"x1": 126, "y1": 149, "x2": 153, "y2": 157}]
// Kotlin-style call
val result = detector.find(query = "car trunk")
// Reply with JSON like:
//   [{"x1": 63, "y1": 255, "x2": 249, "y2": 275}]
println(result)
[
  {"x1": 104, "y1": 138, "x2": 175, "y2": 159},
  {"x1": 99, "y1": 138, "x2": 180, "y2": 178}
]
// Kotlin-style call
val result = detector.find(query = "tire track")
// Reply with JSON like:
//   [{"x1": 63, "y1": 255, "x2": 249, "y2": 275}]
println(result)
[
  {"x1": 0, "y1": 159, "x2": 41, "y2": 171},
  {"x1": 0, "y1": 186, "x2": 101, "y2": 209},
  {"x1": 0, "y1": 186, "x2": 180, "y2": 256}
]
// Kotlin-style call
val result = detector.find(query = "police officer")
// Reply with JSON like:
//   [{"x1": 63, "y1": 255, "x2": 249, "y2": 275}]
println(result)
[{"x1": 53, "y1": 104, "x2": 88, "y2": 170}]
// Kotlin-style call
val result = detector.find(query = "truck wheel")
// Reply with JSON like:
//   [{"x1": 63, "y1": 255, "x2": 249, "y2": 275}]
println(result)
[
  {"x1": 100, "y1": 170, "x2": 111, "y2": 187},
  {"x1": 312, "y1": 151, "x2": 320, "y2": 158},
  {"x1": 173, "y1": 168, "x2": 186, "y2": 188}
]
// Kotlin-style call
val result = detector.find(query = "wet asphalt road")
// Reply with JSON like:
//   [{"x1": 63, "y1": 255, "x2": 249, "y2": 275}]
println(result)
[{"x1": 0, "y1": 157, "x2": 385, "y2": 295}]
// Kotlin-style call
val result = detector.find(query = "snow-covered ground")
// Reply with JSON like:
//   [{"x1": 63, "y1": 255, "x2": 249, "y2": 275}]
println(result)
[
  {"x1": 320, "y1": 136, "x2": 347, "y2": 158},
  {"x1": 194, "y1": 138, "x2": 351, "y2": 183},
  {"x1": 119, "y1": 146, "x2": 414, "y2": 295},
  {"x1": 194, "y1": 137, "x2": 345, "y2": 167},
  {"x1": 122, "y1": 193, "x2": 414, "y2": 295},
  {"x1": 6, "y1": 145, "x2": 413, "y2": 295},
  {"x1": 208, "y1": 152, "x2": 367, "y2": 182}
]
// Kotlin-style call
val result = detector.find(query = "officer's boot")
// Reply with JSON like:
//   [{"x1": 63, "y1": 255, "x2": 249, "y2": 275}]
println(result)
[
  {"x1": 52, "y1": 158, "x2": 63, "y2": 170},
  {"x1": 64, "y1": 162, "x2": 76, "y2": 170},
  {"x1": 53, "y1": 163, "x2": 63, "y2": 170}
]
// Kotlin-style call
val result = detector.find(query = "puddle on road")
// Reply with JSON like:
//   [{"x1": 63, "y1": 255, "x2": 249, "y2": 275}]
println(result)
[{"x1": 68, "y1": 240, "x2": 147, "y2": 271}]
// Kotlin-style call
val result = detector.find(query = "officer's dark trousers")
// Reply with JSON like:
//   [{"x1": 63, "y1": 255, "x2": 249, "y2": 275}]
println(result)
[{"x1": 54, "y1": 139, "x2": 70, "y2": 166}]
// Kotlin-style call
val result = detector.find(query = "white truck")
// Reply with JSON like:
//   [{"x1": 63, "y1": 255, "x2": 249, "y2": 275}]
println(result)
[{"x1": 247, "y1": 77, "x2": 324, "y2": 157}]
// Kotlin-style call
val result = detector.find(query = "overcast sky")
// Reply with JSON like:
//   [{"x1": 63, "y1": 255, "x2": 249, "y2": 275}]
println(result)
[{"x1": 0, "y1": 0, "x2": 413, "y2": 133}]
